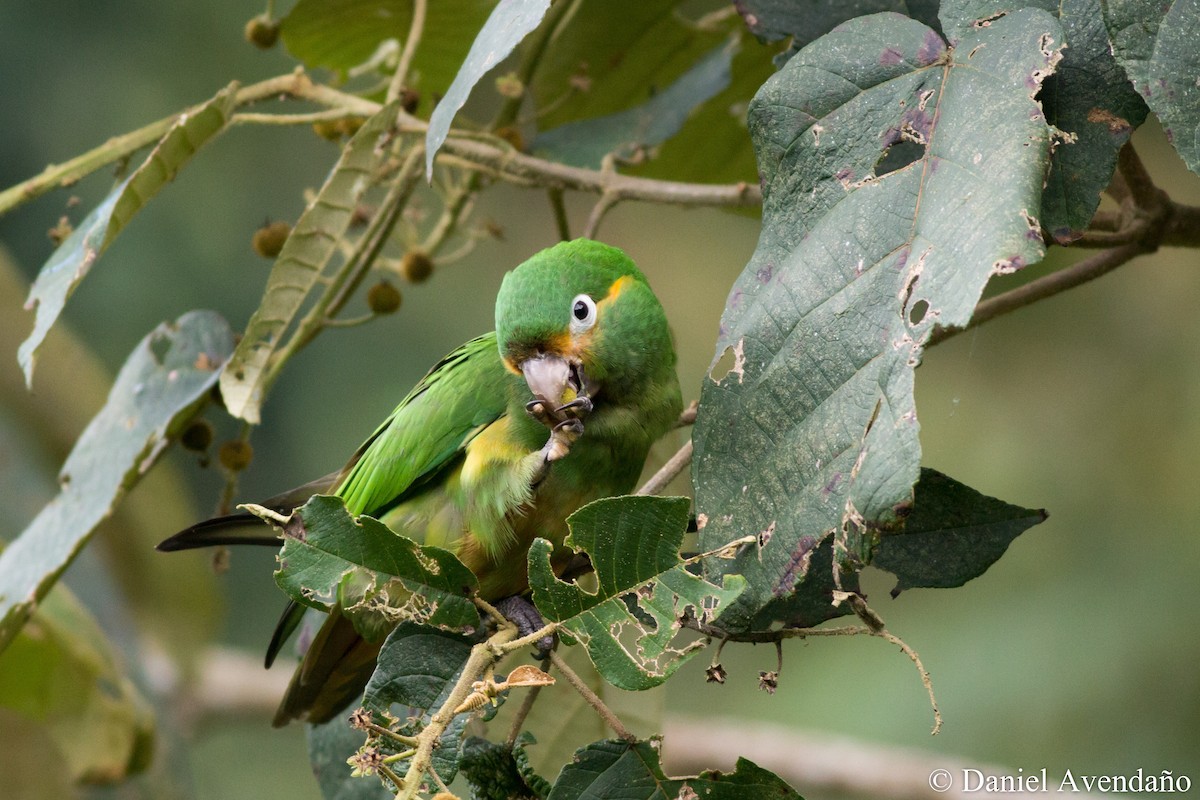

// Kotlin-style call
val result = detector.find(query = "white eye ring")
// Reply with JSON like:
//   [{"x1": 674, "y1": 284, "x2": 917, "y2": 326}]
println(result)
[{"x1": 569, "y1": 294, "x2": 597, "y2": 334}]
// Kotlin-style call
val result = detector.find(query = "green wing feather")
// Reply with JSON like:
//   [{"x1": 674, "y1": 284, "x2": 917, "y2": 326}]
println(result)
[{"x1": 334, "y1": 332, "x2": 511, "y2": 518}]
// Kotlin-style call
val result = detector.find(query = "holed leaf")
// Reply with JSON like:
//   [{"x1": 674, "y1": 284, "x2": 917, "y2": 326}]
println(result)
[
  {"x1": 424, "y1": 0, "x2": 552, "y2": 178},
  {"x1": 874, "y1": 468, "x2": 1047, "y2": 594},
  {"x1": 0, "y1": 310, "x2": 233, "y2": 652},
  {"x1": 736, "y1": 0, "x2": 943, "y2": 64},
  {"x1": 692, "y1": 11, "x2": 1062, "y2": 632},
  {"x1": 941, "y1": 0, "x2": 1148, "y2": 240},
  {"x1": 265, "y1": 495, "x2": 480, "y2": 640},
  {"x1": 528, "y1": 496, "x2": 746, "y2": 691},
  {"x1": 1103, "y1": 0, "x2": 1200, "y2": 173},
  {"x1": 362, "y1": 623, "x2": 474, "y2": 784},
  {"x1": 219, "y1": 102, "x2": 398, "y2": 424},
  {"x1": 18, "y1": 85, "x2": 236, "y2": 387},
  {"x1": 547, "y1": 739, "x2": 803, "y2": 800},
  {"x1": 461, "y1": 733, "x2": 550, "y2": 800}
]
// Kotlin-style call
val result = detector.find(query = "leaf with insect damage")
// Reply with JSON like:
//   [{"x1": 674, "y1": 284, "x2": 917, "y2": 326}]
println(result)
[
  {"x1": 692, "y1": 11, "x2": 1062, "y2": 633},
  {"x1": 528, "y1": 495, "x2": 745, "y2": 691},
  {"x1": 264, "y1": 495, "x2": 480, "y2": 641}
]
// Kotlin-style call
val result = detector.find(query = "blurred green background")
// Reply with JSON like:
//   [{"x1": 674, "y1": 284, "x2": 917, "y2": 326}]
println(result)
[{"x1": 1, "y1": 1, "x2": 1198, "y2": 798}]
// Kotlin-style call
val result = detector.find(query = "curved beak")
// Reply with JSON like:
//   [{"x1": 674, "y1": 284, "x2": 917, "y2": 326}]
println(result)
[{"x1": 520, "y1": 354, "x2": 583, "y2": 410}]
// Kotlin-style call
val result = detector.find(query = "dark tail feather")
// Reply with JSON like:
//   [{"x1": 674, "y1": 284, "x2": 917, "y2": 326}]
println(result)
[
  {"x1": 272, "y1": 610, "x2": 382, "y2": 727},
  {"x1": 265, "y1": 600, "x2": 308, "y2": 669},
  {"x1": 156, "y1": 512, "x2": 281, "y2": 552}
]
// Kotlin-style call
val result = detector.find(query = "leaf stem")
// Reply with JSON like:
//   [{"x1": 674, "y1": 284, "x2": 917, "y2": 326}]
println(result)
[
  {"x1": 506, "y1": 655, "x2": 552, "y2": 746},
  {"x1": 548, "y1": 187, "x2": 571, "y2": 241},
  {"x1": 388, "y1": 0, "x2": 427, "y2": 104},
  {"x1": 547, "y1": 649, "x2": 636, "y2": 742}
]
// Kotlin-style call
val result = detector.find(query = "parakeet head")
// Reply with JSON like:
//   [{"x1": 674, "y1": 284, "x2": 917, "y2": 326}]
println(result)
[{"x1": 496, "y1": 239, "x2": 676, "y2": 412}]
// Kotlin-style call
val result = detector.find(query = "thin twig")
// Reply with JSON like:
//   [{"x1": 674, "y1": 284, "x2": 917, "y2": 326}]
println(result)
[
  {"x1": 583, "y1": 190, "x2": 620, "y2": 238},
  {"x1": 927, "y1": 243, "x2": 1145, "y2": 347},
  {"x1": 1117, "y1": 142, "x2": 1161, "y2": 210},
  {"x1": 636, "y1": 439, "x2": 693, "y2": 496},
  {"x1": 388, "y1": 0, "x2": 426, "y2": 104},
  {"x1": 676, "y1": 400, "x2": 698, "y2": 427},
  {"x1": 547, "y1": 649, "x2": 636, "y2": 742},
  {"x1": 231, "y1": 108, "x2": 362, "y2": 127},
  {"x1": 876, "y1": 628, "x2": 942, "y2": 735},
  {"x1": 548, "y1": 187, "x2": 571, "y2": 241}
]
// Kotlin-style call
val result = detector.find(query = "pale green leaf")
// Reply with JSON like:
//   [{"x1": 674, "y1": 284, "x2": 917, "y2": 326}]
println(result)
[
  {"x1": 533, "y1": 39, "x2": 737, "y2": 169},
  {"x1": 692, "y1": 11, "x2": 1061, "y2": 632},
  {"x1": 17, "y1": 85, "x2": 237, "y2": 387},
  {"x1": 529, "y1": 496, "x2": 745, "y2": 691},
  {"x1": 0, "y1": 582, "x2": 155, "y2": 784},
  {"x1": 424, "y1": 0, "x2": 551, "y2": 178},
  {"x1": 219, "y1": 102, "x2": 398, "y2": 424},
  {"x1": 0, "y1": 310, "x2": 233, "y2": 652}
]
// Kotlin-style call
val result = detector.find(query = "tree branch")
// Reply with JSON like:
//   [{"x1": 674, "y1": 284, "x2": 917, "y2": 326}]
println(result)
[
  {"x1": 547, "y1": 649, "x2": 636, "y2": 742},
  {"x1": 388, "y1": 0, "x2": 426, "y2": 104}
]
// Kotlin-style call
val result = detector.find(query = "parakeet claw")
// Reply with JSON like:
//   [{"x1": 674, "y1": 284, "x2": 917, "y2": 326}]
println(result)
[
  {"x1": 525, "y1": 399, "x2": 554, "y2": 426},
  {"x1": 543, "y1": 418, "x2": 584, "y2": 463},
  {"x1": 555, "y1": 395, "x2": 593, "y2": 419},
  {"x1": 494, "y1": 595, "x2": 555, "y2": 656}
]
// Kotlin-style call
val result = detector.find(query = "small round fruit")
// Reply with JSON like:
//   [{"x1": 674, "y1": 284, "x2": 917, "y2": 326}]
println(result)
[
  {"x1": 252, "y1": 221, "x2": 291, "y2": 258},
  {"x1": 244, "y1": 15, "x2": 280, "y2": 49},
  {"x1": 180, "y1": 419, "x2": 214, "y2": 452},
  {"x1": 367, "y1": 280, "x2": 402, "y2": 314},
  {"x1": 218, "y1": 440, "x2": 254, "y2": 472},
  {"x1": 400, "y1": 250, "x2": 434, "y2": 283}
]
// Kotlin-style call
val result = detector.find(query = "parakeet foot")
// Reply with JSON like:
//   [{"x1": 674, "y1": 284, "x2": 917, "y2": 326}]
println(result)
[
  {"x1": 555, "y1": 395, "x2": 593, "y2": 419},
  {"x1": 525, "y1": 399, "x2": 555, "y2": 426},
  {"x1": 494, "y1": 595, "x2": 555, "y2": 656},
  {"x1": 543, "y1": 418, "x2": 583, "y2": 463}
]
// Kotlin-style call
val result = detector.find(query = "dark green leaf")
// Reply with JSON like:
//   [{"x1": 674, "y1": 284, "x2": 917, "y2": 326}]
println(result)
[
  {"x1": 529, "y1": 496, "x2": 745, "y2": 690},
  {"x1": 547, "y1": 739, "x2": 803, "y2": 800},
  {"x1": 941, "y1": 0, "x2": 1149, "y2": 240},
  {"x1": 281, "y1": 0, "x2": 492, "y2": 115},
  {"x1": 425, "y1": 0, "x2": 552, "y2": 178},
  {"x1": 736, "y1": 0, "x2": 943, "y2": 64},
  {"x1": 219, "y1": 102, "x2": 398, "y2": 424},
  {"x1": 1103, "y1": 0, "x2": 1200, "y2": 173},
  {"x1": 307, "y1": 715, "x2": 393, "y2": 800},
  {"x1": 362, "y1": 623, "x2": 474, "y2": 783},
  {"x1": 873, "y1": 468, "x2": 1047, "y2": 594},
  {"x1": 534, "y1": 39, "x2": 736, "y2": 169},
  {"x1": 18, "y1": 85, "x2": 236, "y2": 386},
  {"x1": 460, "y1": 733, "x2": 550, "y2": 800},
  {"x1": 265, "y1": 495, "x2": 480, "y2": 639},
  {"x1": 0, "y1": 310, "x2": 233, "y2": 651},
  {"x1": 692, "y1": 11, "x2": 1061, "y2": 632}
]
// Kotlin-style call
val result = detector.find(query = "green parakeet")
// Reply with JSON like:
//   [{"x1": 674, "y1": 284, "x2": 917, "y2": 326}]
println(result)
[{"x1": 160, "y1": 239, "x2": 682, "y2": 725}]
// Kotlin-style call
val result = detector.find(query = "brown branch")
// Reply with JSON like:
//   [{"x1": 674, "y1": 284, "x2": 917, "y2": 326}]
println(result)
[
  {"x1": 547, "y1": 649, "x2": 636, "y2": 742},
  {"x1": 927, "y1": 243, "x2": 1145, "y2": 347},
  {"x1": 636, "y1": 439, "x2": 694, "y2": 496}
]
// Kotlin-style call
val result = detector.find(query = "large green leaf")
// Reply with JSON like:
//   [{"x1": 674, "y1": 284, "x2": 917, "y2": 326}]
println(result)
[
  {"x1": 0, "y1": 310, "x2": 233, "y2": 652},
  {"x1": 874, "y1": 468, "x2": 1048, "y2": 594},
  {"x1": 528, "y1": 496, "x2": 745, "y2": 691},
  {"x1": 941, "y1": 0, "x2": 1149, "y2": 240},
  {"x1": 219, "y1": 102, "x2": 397, "y2": 424},
  {"x1": 0, "y1": 581, "x2": 155, "y2": 784},
  {"x1": 266, "y1": 495, "x2": 480, "y2": 639},
  {"x1": 692, "y1": 11, "x2": 1061, "y2": 632},
  {"x1": 735, "y1": 0, "x2": 943, "y2": 63},
  {"x1": 533, "y1": 39, "x2": 736, "y2": 169},
  {"x1": 281, "y1": 0, "x2": 493, "y2": 115},
  {"x1": 1103, "y1": 0, "x2": 1200, "y2": 173},
  {"x1": 425, "y1": 0, "x2": 552, "y2": 177},
  {"x1": 17, "y1": 85, "x2": 236, "y2": 387},
  {"x1": 547, "y1": 739, "x2": 803, "y2": 800}
]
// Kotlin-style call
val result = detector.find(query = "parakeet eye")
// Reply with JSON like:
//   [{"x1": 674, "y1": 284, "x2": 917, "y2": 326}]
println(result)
[{"x1": 570, "y1": 294, "x2": 597, "y2": 333}]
